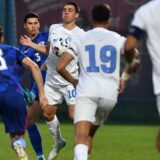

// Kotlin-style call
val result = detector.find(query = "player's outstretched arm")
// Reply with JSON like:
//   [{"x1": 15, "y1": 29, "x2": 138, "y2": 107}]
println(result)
[
  {"x1": 22, "y1": 57, "x2": 48, "y2": 109},
  {"x1": 20, "y1": 35, "x2": 49, "y2": 54}
]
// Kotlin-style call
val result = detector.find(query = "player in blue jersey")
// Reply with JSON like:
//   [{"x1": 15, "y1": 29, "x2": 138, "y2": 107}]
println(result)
[
  {"x1": 19, "y1": 12, "x2": 47, "y2": 160},
  {"x1": 0, "y1": 26, "x2": 48, "y2": 160}
]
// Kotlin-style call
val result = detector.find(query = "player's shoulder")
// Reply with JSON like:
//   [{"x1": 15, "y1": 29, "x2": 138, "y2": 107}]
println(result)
[
  {"x1": 136, "y1": 0, "x2": 159, "y2": 15},
  {"x1": 0, "y1": 44, "x2": 23, "y2": 57},
  {"x1": 39, "y1": 32, "x2": 49, "y2": 37},
  {"x1": 108, "y1": 30, "x2": 124, "y2": 39},
  {"x1": 0, "y1": 44, "x2": 19, "y2": 51},
  {"x1": 86, "y1": 28, "x2": 123, "y2": 39},
  {"x1": 74, "y1": 26, "x2": 85, "y2": 33},
  {"x1": 49, "y1": 23, "x2": 63, "y2": 31}
]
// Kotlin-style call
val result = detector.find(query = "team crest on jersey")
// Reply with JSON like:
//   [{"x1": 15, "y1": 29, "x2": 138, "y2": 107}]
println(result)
[{"x1": 125, "y1": 0, "x2": 148, "y2": 6}]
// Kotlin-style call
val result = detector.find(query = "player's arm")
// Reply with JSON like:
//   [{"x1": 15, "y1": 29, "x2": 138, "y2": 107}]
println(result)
[
  {"x1": 22, "y1": 57, "x2": 48, "y2": 109},
  {"x1": 124, "y1": 35, "x2": 138, "y2": 63},
  {"x1": 124, "y1": 25, "x2": 144, "y2": 63},
  {"x1": 119, "y1": 48, "x2": 140, "y2": 95},
  {"x1": 20, "y1": 35, "x2": 50, "y2": 54},
  {"x1": 56, "y1": 52, "x2": 78, "y2": 88}
]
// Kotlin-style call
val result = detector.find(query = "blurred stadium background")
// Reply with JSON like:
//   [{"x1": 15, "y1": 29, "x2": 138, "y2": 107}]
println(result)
[{"x1": 0, "y1": 0, "x2": 158, "y2": 124}]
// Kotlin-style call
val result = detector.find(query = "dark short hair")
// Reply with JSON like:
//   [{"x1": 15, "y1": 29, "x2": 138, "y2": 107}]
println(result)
[
  {"x1": 0, "y1": 26, "x2": 3, "y2": 37},
  {"x1": 92, "y1": 3, "x2": 111, "y2": 23},
  {"x1": 64, "y1": 1, "x2": 80, "y2": 13},
  {"x1": 24, "y1": 12, "x2": 40, "y2": 23}
]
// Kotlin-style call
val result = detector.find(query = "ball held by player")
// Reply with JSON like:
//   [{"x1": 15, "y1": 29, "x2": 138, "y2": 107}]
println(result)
[{"x1": 53, "y1": 37, "x2": 70, "y2": 57}]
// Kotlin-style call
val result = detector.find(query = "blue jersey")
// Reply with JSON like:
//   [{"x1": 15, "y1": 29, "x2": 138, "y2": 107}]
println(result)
[
  {"x1": 19, "y1": 32, "x2": 48, "y2": 67},
  {"x1": 0, "y1": 44, "x2": 26, "y2": 94},
  {"x1": 19, "y1": 32, "x2": 48, "y2": 87}
]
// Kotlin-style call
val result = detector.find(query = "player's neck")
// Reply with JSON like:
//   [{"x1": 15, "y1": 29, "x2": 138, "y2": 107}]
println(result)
[
  {"x1": 63, "y1": 22, "x2": 76, "y2": 30},
  {"x1": 93, "y1": 21, "x2": 109, "y2": 29},
  {"x1": 29, "y1": 32, "x2": 39, "y2": 40}
]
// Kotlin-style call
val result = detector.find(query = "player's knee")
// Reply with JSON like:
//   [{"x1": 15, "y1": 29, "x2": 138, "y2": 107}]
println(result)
[
  {"x1": 43, "y1": 111, "x2": 54, "y2": 121},
  {"x1": 43, "y1": 104, "x2": 56, "y2": 120},
  {"x1": 75, "y1": 132, "x2": 88, "y2": 144}
]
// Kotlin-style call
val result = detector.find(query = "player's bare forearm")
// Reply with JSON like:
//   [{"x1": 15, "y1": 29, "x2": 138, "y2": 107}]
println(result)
[
  {"x1": 124, "y1": 36, "x2": 138, "y2": 63},
  {"x1": 57, "y1": 67, "x2": 77, "y2": 87},
  {"x1": 22, "y1": 57, "x2": 48, "y2": 107},
  {"x1": 30, "y1": 65, "x2": 48, "y2": 107}
]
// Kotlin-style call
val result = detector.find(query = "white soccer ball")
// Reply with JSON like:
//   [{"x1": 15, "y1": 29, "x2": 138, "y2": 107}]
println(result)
[{"x1": 53, "y1": 38, "x2": 70, "y2": 57}]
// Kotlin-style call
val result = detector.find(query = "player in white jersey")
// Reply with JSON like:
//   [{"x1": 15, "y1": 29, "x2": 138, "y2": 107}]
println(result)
[
  {"x1": 124, "y1": 0, "x2": 160, "y2": 153},
  {"x1": 59, "y1": 4, "x2": 139, "y2": 160},
  {"x1": 20, "y1": 2, "x2": 85, "y2": 160}
]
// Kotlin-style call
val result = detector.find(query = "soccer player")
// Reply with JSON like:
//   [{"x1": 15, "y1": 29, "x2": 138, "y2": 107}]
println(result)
[
  {"x1": 124, "y1": 0, "x2": 160, "y2": 153},
  {"x1": 20, "y1": 2, "x2": 84, "y2": 159},
  {"x1": 60, "y1": 4, "x2": 138, "y2": 160},
  {"x1": 0, "y1": 26, "x2": 48, "y2": 160},
  {"x1": 19, "y1": 12, "x2": 50, "y2": 160}
]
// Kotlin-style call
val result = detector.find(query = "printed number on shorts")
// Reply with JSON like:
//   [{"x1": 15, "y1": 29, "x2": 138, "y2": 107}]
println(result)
[
  {"x1": 68, "y1": 89, "x2": 76, "y2": 99},
  {"x1": 85, "y1": 45, "x2": 117, "y2": 73},
  {"x1": 0, "y1": 49, "x2": 7, "y2": 70}
]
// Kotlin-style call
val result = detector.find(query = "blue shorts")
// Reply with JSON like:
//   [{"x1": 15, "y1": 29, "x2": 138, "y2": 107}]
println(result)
[
  {"x1": 0, "y1": 92, "x2": 27, "y2": 134},
  {"x1": 31, "y1": 70, "x2": 46, "y2": 101}
]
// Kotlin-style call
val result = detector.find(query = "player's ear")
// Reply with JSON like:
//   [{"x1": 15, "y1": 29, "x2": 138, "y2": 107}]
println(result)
[
  {"x1": 75, "y1": 13, "x2": 79, "y2": 19},
  {"x1": 108, "y1": 18, "x2": 112, "y2": 26}
]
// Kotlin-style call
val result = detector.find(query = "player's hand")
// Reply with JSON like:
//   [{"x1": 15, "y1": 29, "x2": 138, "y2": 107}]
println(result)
[
  {"x1": 127, "y1": 52, "x2": 140, "y2": 73},
  {"x1": 39, "y1": 96, "x2": 48, "y2": 111},
  {"x1": 20, "y1": 35, "x2": 32, "y2": 47},
  {"x1": 118, "y1": 79, "x2": 126, "y2": 95}
]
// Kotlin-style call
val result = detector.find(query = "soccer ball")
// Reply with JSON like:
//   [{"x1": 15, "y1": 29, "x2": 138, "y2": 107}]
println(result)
[{"x1": 53, "y1": 38, "x2": 70, "y2": 57}]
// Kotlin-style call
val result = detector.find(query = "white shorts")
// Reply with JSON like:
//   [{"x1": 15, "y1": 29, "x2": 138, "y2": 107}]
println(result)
[
  {"x1": 44, "y1": 83, "x2": 76, "y2": 105},
  {"x1": 74, "y1": 97, "x2": 117, "y2": 125}
]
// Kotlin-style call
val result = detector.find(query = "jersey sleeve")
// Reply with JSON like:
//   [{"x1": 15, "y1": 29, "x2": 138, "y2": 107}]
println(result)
[
  {"x1": 128, "y1": 8, "x2": 146, "y2": 40},
  {"x1": 67, "y1": 37, "x2": 79, "y2": 59},
  {"x1": 131, "y1": 8, "x2": 146, "y2": 30},
  {"x1": 15, "y1": 48, "x2": 27, "y2": 64}
]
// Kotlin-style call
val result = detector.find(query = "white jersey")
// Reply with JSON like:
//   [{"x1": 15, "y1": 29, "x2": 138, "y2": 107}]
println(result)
[
  {"x1": 131, "y1": 0, "x2": 160, "y2": 95},
  {"x1": 45, "y1": 23, "x2": 84, "y2": 86},
  {"x1": 74, "y1": 27, "x2": 125, "y2": 101}
]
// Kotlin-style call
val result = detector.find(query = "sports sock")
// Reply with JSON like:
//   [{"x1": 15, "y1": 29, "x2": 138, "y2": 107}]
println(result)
[
  {"x1": 74, "y1": 144, "x2": 88, "y2": 160},
  {"x1": 46, "y1": 115, "x2": 63, "y2": 145},
  {"x1": 28, "y1": 124, "x2": 43, "y2": 156}
]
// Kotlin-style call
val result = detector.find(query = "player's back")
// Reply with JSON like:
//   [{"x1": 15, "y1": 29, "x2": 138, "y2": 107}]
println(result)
[
  {"x1": 76, "y1": 28, "x2": 125, "y2": 101},
  {"x1": 0, "y1": 44, "x2": 25, "y2": 94}
]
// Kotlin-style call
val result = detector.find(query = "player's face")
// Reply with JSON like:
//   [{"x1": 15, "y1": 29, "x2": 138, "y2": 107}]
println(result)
[
  {"x1": 24, "y1": 18, "x2": 40, "y2": 38},
  {"x1": 62, "y1": 5, "x2": 79, "y2": 24}
]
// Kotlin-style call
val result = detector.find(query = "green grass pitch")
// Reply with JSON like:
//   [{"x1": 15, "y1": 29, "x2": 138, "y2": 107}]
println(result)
[{"x1": 0, "y1": 122, "x2": 159, "y2": 160}]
